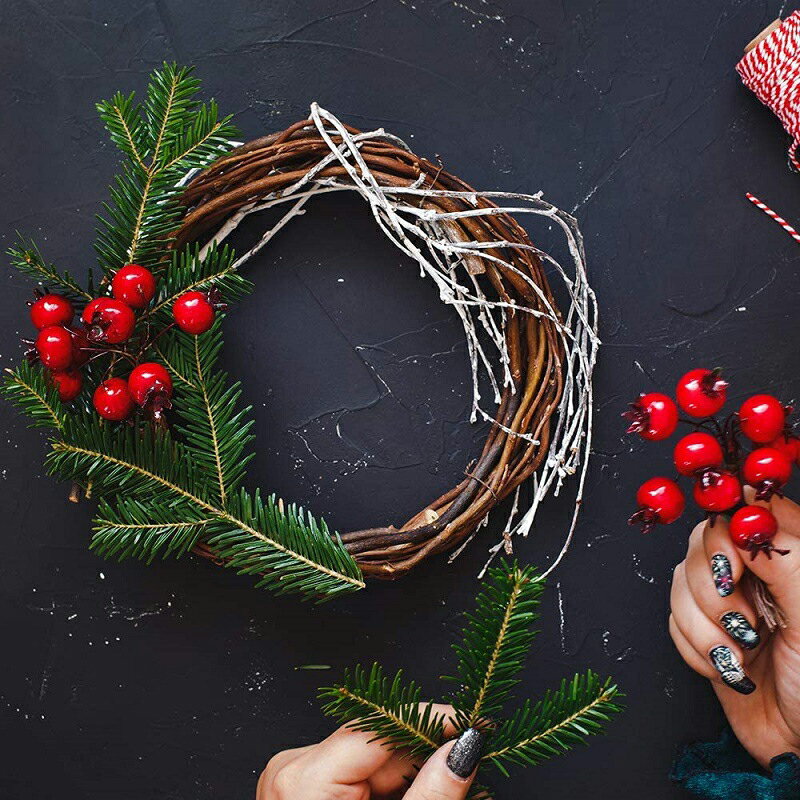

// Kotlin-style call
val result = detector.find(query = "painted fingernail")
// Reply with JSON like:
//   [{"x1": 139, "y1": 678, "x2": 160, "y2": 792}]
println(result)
[
  {"x1": 710, "y1": 645, "x2": 756, "y2": 694},
  {"x1": 720, "y1": 611, "x2": 760, "y2": 650},
  {"x1": 711, "y1": 554, "x2": 734, "y2": 597},
  {"x1": 446, "y1": 728, "x2": 485, "y2": 778}
]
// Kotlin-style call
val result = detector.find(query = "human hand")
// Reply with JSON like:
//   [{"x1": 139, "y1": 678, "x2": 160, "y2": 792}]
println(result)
[
  {"x1": 670, "y1": 490, "x2": 800, "y2": 767},
  {"x1": 256, "y1": 704, "x2": 485, "y2": 800}
]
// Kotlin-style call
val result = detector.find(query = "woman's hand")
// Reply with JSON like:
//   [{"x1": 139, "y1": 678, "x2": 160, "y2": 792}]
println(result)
[
  {"x1": 256, "y1": 704, "x2": 485, "y2": 800},
  {"x1": 670, "y1": 491, "x2": 800, "y2": 766}
]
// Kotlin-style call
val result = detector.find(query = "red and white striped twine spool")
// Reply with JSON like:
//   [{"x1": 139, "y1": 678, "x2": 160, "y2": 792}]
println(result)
[
  {"x1": 737, "y1": 10, "x2": 800, "y2": 170},
  {"x1": 737, "y1": 13, "x2": 800, "y2": 244}
]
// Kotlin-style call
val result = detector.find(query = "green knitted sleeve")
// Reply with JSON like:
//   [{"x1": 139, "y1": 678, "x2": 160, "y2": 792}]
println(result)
[{"x1": 671, "y1": 727, "x2": 800, "y2": 800}]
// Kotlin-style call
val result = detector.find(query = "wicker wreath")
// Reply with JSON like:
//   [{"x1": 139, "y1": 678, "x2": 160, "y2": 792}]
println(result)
[{"x1": 178, "y1": 106, "x2": 596, "y2": 580}]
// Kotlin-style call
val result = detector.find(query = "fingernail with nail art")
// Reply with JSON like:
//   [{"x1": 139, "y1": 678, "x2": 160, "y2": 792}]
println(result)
[
  {"x1": 446, "y1": 728, "x2": 485, "y2": 778},
  {"x1": 720, "y1": 611, "x2": 760, "y2": 650},
  {"x1": 711, "y1": 554, "x2": 734, "y2": 597},
  {"x1": 710, "y1": 645, "x2": 756, "y2": 694}
]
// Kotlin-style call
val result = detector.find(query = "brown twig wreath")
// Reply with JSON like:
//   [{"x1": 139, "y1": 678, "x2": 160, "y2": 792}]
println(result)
[{"x1": 177, "y1": 105, "x2": 598, "y2": 580}]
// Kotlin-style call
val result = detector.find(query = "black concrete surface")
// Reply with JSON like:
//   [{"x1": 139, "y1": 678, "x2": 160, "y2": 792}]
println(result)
[{"x1": 2, "y1": 2, "x2": 799, "y2": 797}]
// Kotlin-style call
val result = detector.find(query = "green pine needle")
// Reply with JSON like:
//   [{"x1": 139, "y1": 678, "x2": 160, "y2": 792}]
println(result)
[
  {"x1": 483, "y1": 672, "x2": 623, "y2": 776},
  {"x1": 94, "y1": 62, "x2": 238, "y2": 275},
  {"x1": 93, "y1": 496, "x2": 212, "y2": 562},
  {"x1": 319, "y1": 664, "x2": 446, "y2": 759},
  {"x1": 445, "y1": 560, "x2": 543, "y2": 728},
  {"x1": 319, "y1": 562, "x2": 623, "y2": 792},
  {"x1": 156, "y1": 320, "x2": 255, "y2": 504},
  {"x1": 2, "y1": 362, "x2": 66, "y2": 431},
  {"x1": 43, "y1": 420, "x2": 364, "y2": 601},
  {"x1": 8, "y1": 237, "x2": 93, "y2": 302}
]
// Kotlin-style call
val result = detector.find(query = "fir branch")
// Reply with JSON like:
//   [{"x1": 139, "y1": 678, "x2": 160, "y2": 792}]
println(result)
[
  {"x1": 8, "y1": 237, "x2": 92, "y2": 302},
  {"x1": 483, "y1": 672, "x2": 623, "y2": 775},
  {"x1": 96, "y1": 91, "x2": 146, "y2": 168},
  {"x1": 3, "y1": 64, "x2": 364, "y2": 603},
  {"x1": 319, "y1": 664, "x2": 446, "y2": 759},
  {"x1": 206, "y1": 491, "x2": 365, "y2": 601},
  {"x1": 95, "y1": 63, "x2": 238, "y2": 275},
  {"x1": 320, "y1": 564, "x2": 622, "y2": 793},
  {"x1": 158, "y1": 321, "x2": 255, "y2": 504},
  {"x1": 153, "y1": 343, "x2": 197, "y2": 388},
  {"x1": 446, "y1": 560, "x2": 543, "y2": 728},
  {"x1": 44, "y1": 421, "x2": 364, "y2": 600},
  {"x1": 93, "y1": 496, "x2": 212, "y2": 562},
  {"x1": 2, "y1": 362, "x2": 65, "y2": 430}
]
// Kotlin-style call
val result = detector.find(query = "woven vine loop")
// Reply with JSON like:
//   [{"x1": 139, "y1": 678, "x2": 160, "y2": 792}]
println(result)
[{"x1": 178, "y1": 105, "x2": 598, "y2": 580}]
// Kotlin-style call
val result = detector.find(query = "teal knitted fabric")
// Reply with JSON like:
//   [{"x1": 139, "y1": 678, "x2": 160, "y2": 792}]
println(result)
[{"x1": 671, "y1": 727, "x2": 800, "y2": 799}]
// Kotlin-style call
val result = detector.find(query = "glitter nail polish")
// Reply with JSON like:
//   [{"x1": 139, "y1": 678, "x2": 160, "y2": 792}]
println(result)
[{"x1": 446, "y1": 728, "x2": 485, "y2": 778}]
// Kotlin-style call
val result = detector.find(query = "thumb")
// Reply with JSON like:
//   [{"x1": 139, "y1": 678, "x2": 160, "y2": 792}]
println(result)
[{"x1": 404, "y1": 729, "x2": 485, "y2": 800}]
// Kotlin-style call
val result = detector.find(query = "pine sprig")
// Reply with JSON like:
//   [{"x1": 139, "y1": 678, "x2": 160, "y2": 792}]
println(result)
[
  {"x1": 93, "y1": 496, "x2": 212, "y2": 562},
  {"x1": 2, "y1": 362, "x2": 66, "y2": 430},
  {"x1": 44, "y1": 421, "x2": 364, "y2": 600},
  {"x1": 446, "y1": 562, "x2": 543, "y2": 728},
  {"x1": 8, "y1": 238, "x2": 93, "y2": 302},
  {"x1": 319, "y1": 561, "x2": 622, "y2": 792},
  {"x1": 319, "y1": 664, "x2": 446, "y2": 759},
  {"x1": 46, "y1": 418, "x2": 208, "y2": 500},
  {"x1": 206, "y1": 491, "x2": 365, "y2": 601},
  {"x1": 95, "y1": 63, "x2": 238, "y2": 275},
  {"x1": 483, "y1": 672, "x2": 623, "y2": 775},
  {"x1": 4, "y1": 63, "x2": 366, "y2": 603},
  {"x1": 157, "y1": 321, "x2": 255, "y2": 504},
  {"x1": 96, "y1": 91, "x2": 146, "y2": 166}
]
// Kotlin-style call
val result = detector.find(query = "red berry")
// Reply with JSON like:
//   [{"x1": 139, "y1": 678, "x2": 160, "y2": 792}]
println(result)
[
  {"x1": 673, "y1": 432, "x2": 724, "y2": 476},
  {"x1": 128, "y1": 362, "x2": 173, "y2": 406},
  {"x1": 629, "y1": 477, "x2": 685, "y2": 532},
  {"x1": 49, "y1": 369, "x2": 83, "y2": 402},
  {"x1": 112, "y1": 264, "x2": 157, "y2": 309},
  {"x1": 30, "y1": 294, "x2": 73, "y2": 330},
  {"x1": 35, "y1": 325, "x2": 74, "y2": 370},
  {"x1": 693, "y1": 471, "x2": 742, "y2": 512},
  {"x1": 743, "y1": 447, "x2": 792, "y2": 500},
  {"x1": 81, "y1": 297, "x2": 136, "y2": 344},
  {"x1": 623, "y1": 392, "x2": 679, "y2": 441},
  {"x1": 739, "y1": 394, "x2": 788, "y2": 444},
  {"x1": 769, "y1": 433, "x2": 800, "y2": 464},
  {"x1": 676, "y1": 368, "x2": 728, "y2": 417},
  {"x1": 173, "y1": 291, "x2": 215, "y2": 335},
  {"x1": 93, "y1": 377, "x2": 134, "y2": 421},
  {"x1": 729, "y1": 506, "x2": 788, "y2": 560}
]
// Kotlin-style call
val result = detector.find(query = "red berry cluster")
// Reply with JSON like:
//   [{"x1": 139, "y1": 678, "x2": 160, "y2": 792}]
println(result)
[
  {"x1": 625, "y1": 368, "x2": 794, "y2": 560},
  {"x1": 25, "y1": 264, "x2": 224, "y2": 423}
]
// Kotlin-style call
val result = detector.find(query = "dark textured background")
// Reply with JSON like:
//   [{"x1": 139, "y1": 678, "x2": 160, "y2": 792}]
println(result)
[{"x1": 2, "y1": 1, "x2": 799, "y2": 798}]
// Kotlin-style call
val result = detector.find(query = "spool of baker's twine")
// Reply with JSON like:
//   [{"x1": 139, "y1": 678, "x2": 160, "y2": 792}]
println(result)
[{"x1": 737, "y1": 13, "x2": 800, "y2": 243}]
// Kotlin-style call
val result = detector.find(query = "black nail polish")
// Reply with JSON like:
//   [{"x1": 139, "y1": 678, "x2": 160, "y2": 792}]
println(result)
[
  {"x1": 446, "y1": 728, "x2": 485, "y2": 778},
  {"x1": 720, "y1": 611, "x2": 760, "y2": 650},
  {"x1": 710, "y1": 646, "x2": 756, "y2": 694},
  {"x1": 711, "y1": 554, "x2": 734, "y2": 597}
]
